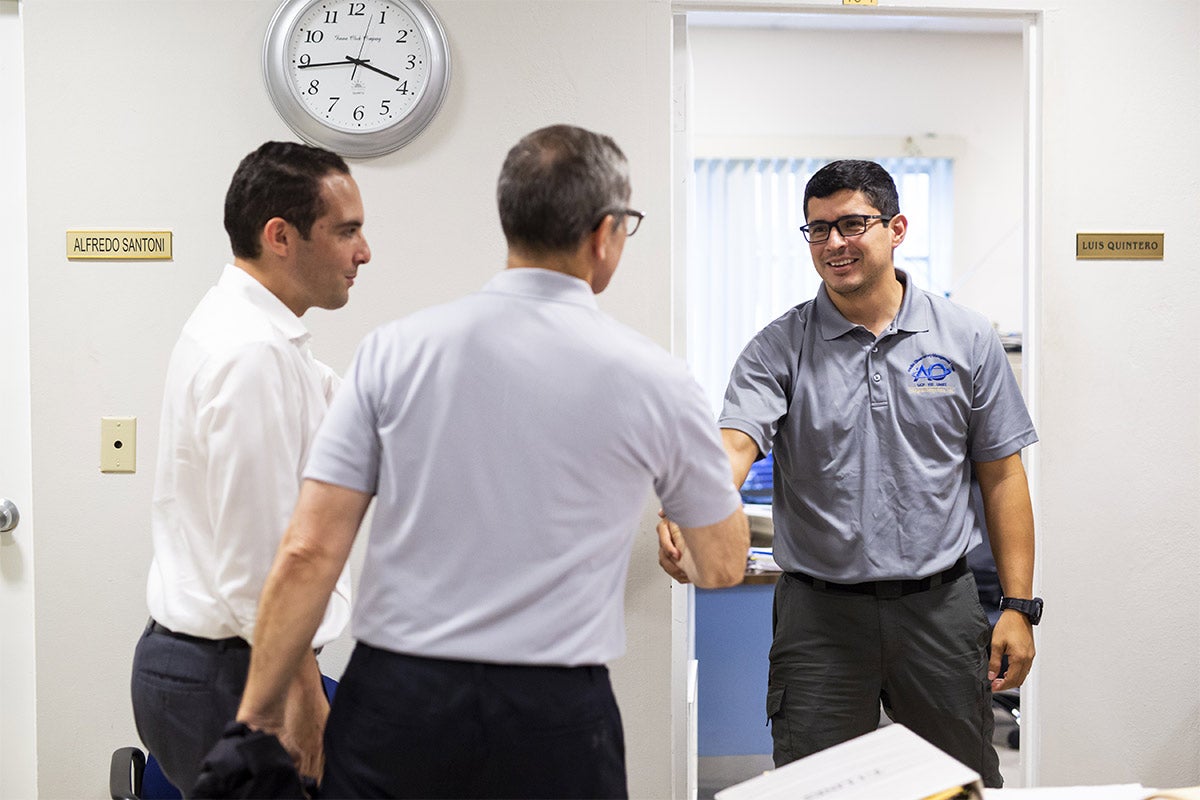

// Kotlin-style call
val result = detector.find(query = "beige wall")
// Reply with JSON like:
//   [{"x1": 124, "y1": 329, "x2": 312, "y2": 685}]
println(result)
[
  {"x1": 9, "y1": 0, "x2": 1200, "y2": 796},
  {"x1": 22, "y1": 1, "x2": 675, "y2": 797},
  {"x1": 688, "y1": 24, "x2": 1025, "y2": 332}
]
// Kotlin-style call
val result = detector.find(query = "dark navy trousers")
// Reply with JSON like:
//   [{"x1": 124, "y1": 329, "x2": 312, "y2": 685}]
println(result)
[
  {"x1": 130, "y1": 619, "x2": 250, "y2": 796},
  {"x1": 322, "y1": 643, "x2": 628, "y2": 799}
]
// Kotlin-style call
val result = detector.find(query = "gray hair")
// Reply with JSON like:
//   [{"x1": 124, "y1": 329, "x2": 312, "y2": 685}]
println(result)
[{"x1": 497, "y1": 125, "x2": 630, "y2": 254}]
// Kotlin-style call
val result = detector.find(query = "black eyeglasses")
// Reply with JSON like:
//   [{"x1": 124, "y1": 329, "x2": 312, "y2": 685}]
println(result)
[
  {"x1": 799, "y1": 214, "x2": 892, "y2": 244},
  {"x1": 595, "y1": 208, "x2": 645, "y2": 237}
]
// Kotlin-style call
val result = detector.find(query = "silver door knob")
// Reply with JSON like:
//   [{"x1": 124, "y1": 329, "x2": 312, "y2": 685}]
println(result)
[{"x1": 0, "y1": 499, "x2": 19, "y2": 532}]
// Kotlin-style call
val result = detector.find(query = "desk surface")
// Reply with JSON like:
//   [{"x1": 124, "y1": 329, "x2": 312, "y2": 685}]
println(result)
[{"x1": 743, "y1": 570, "x2": 780, "y2": 586}]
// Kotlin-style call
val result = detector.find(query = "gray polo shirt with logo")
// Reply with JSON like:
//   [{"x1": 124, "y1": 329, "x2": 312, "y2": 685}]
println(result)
[{"x1": 720, "y1": 270, "x2": 1037, "y2": 583}]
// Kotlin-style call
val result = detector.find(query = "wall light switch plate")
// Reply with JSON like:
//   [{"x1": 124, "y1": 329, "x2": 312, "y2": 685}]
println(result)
[{"x1": 100, "y1": 416, "x2": 136, "y2": 473}]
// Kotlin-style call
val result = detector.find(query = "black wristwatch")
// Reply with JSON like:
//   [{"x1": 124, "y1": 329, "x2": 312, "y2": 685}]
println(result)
[{"x1": 999, "y1": 596, "x2": 1043, "y2": 625}]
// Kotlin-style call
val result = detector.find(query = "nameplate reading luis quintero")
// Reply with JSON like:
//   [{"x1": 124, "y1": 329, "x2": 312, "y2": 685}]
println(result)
[
  {"x1": 67, "y1": 230, "x2": 173, "y2": 260},
  {"x1": 1076, "y1": 232, "x2": 1163, "y2": 261}
]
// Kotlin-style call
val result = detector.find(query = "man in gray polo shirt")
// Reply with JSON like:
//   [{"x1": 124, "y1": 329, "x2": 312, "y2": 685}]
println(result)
[
  {"x1": 234, "y1": 124, "x2": 749, "y2": 799},
  {"x1": 659, "y1": 160, "x2": 1038, "y2": 787}
]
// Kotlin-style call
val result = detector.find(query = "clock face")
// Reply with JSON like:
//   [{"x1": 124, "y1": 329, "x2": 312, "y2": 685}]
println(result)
[{"x1": 264, "y1": 0, "x2": 450, "y2": 158}]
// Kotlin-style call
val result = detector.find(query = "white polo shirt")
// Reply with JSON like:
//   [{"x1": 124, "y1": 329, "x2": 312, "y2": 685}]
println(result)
[
  {"x1": 305, "y1": 268, "x2": 740, "y2": 666},
  {"x1": 147, "y1": 264, "x2": 351, "y2": 645}
]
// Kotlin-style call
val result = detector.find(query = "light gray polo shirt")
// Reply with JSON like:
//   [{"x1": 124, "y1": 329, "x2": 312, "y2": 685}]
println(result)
[
  {"x1": 305, "y1": 268, "x2": 740, "y2": 666},
  {"x1": 720, "y1": 270, "x2": 1037, "y2": 583}
]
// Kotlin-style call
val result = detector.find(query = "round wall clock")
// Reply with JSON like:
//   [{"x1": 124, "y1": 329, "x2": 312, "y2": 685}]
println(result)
[{"x1": 263, "y1": 0, "x2": 451, "y2": 158}]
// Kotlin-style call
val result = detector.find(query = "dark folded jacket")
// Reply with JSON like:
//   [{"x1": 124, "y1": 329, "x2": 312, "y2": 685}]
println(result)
[{"x1": 191, "y1": 721, "x2": 319, "y2": 799}]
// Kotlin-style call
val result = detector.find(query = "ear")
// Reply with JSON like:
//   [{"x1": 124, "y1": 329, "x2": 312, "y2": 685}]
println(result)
[
  {"x1": 888, "y1": 213, "x2": 908, "y2": 249},
  {"x1": 589, "y1": 214, "x2": 617, "y2": 262},
  {"x1": 261, "y1": 217, "x2": 292, "y2": 258}
]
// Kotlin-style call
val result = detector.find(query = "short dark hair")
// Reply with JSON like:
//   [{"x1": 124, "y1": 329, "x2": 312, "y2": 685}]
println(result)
[
  {"x1": 497, "y1": 125, "x2": 630, "y2": 255},
  {"x1": 803, "y1": 159, "x2": 900, "y2": 219},
  {"x1": 223, "y1": 141, "x2": 351, "y2": 259}
]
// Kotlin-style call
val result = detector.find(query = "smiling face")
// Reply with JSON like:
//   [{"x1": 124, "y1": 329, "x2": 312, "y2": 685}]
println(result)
[
  {"x1": 805, "y1": 189, "x2": 906, "y2": 301},
  {"x1": 290, "y1": 172, "x2": 371, "y2": 313}
]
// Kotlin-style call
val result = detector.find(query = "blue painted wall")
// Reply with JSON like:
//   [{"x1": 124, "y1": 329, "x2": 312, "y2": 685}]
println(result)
[{"x1": 696, "y1": 582, "x2": 775, "y2": 757}]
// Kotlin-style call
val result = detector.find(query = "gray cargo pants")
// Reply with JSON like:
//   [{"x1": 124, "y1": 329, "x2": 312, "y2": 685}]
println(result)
[{"x1": 767, "y1": 569, "x2": 1003, "y2": 788}]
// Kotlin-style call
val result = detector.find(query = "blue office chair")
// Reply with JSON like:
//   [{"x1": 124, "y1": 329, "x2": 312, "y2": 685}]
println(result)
[
  {"x1": 109, "y1": 747, "x2": 181, "y2": 800},
  {"x1": 110, "y1": 675, "x2": 339, "y2": 799}
]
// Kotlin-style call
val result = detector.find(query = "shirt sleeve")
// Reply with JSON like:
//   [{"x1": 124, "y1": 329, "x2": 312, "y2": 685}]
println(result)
[
  {"x1": 968, "y1": 327, "x2": 1038, "y2": 462},
  {"x1": 317, "y1": 358, "x2": 342, "y2": 403},
  {"x1": 304, "y1": 332, "x2": 384, "y2": 495},
  {"x1": 652, "y1": 364, "x2": 743, "y2": 529},
  {"x1": 196, "y1": 341, "x2": 308, "y2": 644},
  {"x1": 717, "y1": 320, "x2": 797, "y2": 458}
]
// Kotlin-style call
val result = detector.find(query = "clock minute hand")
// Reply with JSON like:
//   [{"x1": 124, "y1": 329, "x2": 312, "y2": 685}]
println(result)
[
  {"x1": 297, "y1": 59, "x2": 356, "y2": 69},
  {"x1": 343, "y1": 56, "x2": 401, "y2": 82}
]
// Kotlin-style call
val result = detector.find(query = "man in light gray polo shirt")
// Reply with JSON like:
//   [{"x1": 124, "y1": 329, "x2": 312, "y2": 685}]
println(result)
[
  {"x1": 234, "y1": 124, "x2": 749, "y2": 799},
  {"x1": 659, "y1": 160, "x2": 1038, "y2": 787}
]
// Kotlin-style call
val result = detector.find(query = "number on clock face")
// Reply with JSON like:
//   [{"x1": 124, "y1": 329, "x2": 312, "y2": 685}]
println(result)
[{"x1": 289, "y1": 0, "x2": 429, "y2": 133}]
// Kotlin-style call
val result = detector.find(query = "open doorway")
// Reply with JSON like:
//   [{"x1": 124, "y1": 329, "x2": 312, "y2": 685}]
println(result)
[{"x1": 669, "y1": 8, "x2": 1040, "y2": 798}]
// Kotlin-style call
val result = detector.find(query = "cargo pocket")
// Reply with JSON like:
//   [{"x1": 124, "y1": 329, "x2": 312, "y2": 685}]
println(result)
[{"x1": 765, "y1": 683, "x2": 788, "y2": 757}]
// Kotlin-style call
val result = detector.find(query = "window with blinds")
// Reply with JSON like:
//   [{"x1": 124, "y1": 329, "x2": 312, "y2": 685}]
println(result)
[{"x1": 687, "y1": 156, "x2": 954, "y2": 414}]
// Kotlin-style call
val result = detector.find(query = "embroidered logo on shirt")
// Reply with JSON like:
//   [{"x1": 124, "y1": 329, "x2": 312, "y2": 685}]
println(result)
[{"x1": 906, "y1": 354, "x2": 956, "y2": 395}]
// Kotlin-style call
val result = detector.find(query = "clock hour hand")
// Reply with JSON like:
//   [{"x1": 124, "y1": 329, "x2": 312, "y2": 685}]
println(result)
[{"x1": 343, "y1": 56, "x2": 401, "y2": 82}]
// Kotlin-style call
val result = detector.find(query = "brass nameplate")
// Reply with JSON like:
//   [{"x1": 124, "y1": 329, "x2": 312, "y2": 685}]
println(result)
[
  {"x1": 843, "y1": 0, "x2": 879, "y2": 5},
  {"x1": 67, "y1": 230, "x2": 173, "y2": 260},
  {"x1": 1076, "y1": 232, "x2": 1163, "y2": 260}
]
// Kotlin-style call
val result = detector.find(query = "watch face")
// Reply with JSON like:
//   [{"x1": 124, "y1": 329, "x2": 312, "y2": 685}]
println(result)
[{"x1": 264, "y1": 0, "x2": 450, "y2": 157}]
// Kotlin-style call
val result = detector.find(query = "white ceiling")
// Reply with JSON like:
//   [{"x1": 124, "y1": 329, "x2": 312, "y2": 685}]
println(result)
[{"x1": 686, "y1": 10, "x2": 1026, "y2": 35}]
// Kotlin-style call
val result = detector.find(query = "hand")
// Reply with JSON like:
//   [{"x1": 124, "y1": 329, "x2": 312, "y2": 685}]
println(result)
[
  {"x1": 344, "y1": 56, "x2": 400, "y2": 82},
  {"x1": 349, "y1": 9, "x2": 373, "y2": 81},
  {"x1": 988, "y1": 609, "x2": 1036, "y2": 692},
  {"x1": 279, "y1": 661, "x2": 330, "y2": 781},
  {"x1": 656, "y1": 510, "x2": 690, "y2": 583},
  {"x1": 281, "y1": 694, "x2": 328, "y2": 781},
  {"x1": 296, "y1": 59, "x2": 357, "y2": 70}
]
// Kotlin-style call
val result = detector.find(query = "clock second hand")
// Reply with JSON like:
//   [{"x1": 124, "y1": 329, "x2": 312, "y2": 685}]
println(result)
[{"x1": 350, "y1": 11, "x2": 374, "y2": 81}]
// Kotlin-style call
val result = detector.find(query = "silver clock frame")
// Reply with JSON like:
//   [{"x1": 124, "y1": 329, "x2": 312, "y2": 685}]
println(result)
[{"x1": 262, "y1": 0, "x2": 451, "y2": 159}]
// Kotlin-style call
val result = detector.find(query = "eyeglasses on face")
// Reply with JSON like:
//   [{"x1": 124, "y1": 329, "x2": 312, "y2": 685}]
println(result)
[
  {"x1": 594, "y1": 208, "x2": 645, "y2": 237},
  {"x1": 799, "y1": 214, "x2": 892, "y2": 244}
]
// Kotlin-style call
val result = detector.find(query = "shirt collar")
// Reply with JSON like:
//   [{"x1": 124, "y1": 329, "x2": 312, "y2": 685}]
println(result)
[
  {"x1": 815, "y1": 268, "x2": 929, "y2": 340},
  {"x1": 218, "y1": 264, "x2": 311, "y2": 345},
  {"x1": 481, "y1": 268, "x2": 599, "y2": 310}
]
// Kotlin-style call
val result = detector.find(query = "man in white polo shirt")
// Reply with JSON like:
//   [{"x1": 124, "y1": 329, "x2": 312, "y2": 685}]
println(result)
[
  {"x1": 235, "y1": 124, "x2": 749, "y2": 799},
  {"x1": 130, "y1": 141, "x2": 368, "y2": 793}
]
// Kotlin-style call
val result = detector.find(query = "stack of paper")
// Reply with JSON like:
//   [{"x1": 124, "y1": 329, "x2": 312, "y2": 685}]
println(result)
[
  {"x1": 712, "y1": 723, "x2": 1200, "y2": 799},
  {"x1": 714, "y1": 724, "x2": 982, "y2": 800},
  {"x1": 987, "y1": 788, "x2": 1200, "y2": 799},
  {"x1": 746, "y1": 547, "x2": 781, "y2": 574}
]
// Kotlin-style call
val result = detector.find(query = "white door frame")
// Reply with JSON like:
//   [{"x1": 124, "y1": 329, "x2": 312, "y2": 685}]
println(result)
[
  {"x1": 668, "y1": 5, "x2": 1044, "y2": 795},
  {"x1": 0, "y1": 2, "x2": 38, "y2": 798}
]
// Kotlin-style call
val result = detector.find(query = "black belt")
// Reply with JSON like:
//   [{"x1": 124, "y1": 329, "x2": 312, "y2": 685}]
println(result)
[
  {"x1": 147, "y1": 618, "x2": 249, "y2": 649},
  {"x1": 787, "y1": 557, "x2": 969, "y2": 598}
]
